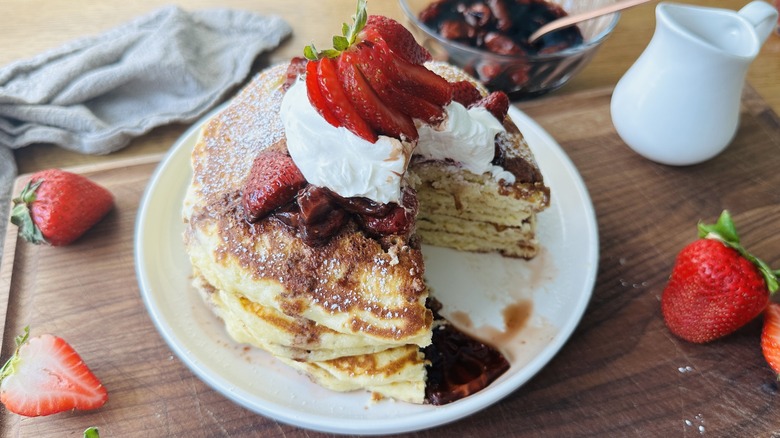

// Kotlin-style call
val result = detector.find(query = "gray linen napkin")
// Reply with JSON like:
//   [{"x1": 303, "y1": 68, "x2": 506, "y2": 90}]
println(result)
[{"x1": 0, "y1": 6, "x2": 291, "y2": 261}]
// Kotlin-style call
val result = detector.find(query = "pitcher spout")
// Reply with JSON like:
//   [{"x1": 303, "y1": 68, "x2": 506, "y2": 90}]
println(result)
[{"x1": 657, "y1": 1, "x2": 775, "y2": 61}]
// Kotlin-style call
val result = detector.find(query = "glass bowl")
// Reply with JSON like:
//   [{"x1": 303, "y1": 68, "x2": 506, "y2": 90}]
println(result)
[{"x1": 398, "y1": 0, "x2": 621, "y2": 100}]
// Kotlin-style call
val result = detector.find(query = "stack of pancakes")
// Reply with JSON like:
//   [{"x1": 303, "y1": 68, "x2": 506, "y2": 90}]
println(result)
[{"x1": 182, "y1": 62, "x2": 549, "y2": 403}]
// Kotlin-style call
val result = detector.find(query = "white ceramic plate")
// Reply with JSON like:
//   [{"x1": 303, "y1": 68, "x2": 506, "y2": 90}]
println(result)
[{"x1": 135, "y1": 106, "x2": 598, "y2": 435}]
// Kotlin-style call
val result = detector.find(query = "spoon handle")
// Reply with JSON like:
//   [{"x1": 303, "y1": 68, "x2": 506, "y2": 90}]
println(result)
[{"x1": 528, "y1": 0, "x2": 652, "y2": 43}]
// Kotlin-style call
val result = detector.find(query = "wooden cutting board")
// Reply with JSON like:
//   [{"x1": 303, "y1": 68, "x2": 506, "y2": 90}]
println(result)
[{"x1": 1, "y1": 85, "x2": 780, "y2": 437}]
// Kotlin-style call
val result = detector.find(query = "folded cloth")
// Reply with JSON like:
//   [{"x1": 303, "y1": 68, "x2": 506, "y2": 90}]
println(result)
[{"x1": 0, "y1": 5, "x2": 291, "y2": 262}]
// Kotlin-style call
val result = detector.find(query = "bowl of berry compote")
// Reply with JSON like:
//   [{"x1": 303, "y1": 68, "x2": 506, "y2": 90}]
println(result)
[{"x1": 399, "y1": 0, "x2": 620, "y2": 100}]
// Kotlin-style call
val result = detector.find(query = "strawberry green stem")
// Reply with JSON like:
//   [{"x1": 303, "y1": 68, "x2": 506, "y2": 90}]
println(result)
[
  {"x1": 304, "y1": 0, "x2": 368, "y2": 60},
  {"x1": 699, "y1": 210, "x2": 779, "y2": 294},
  {"x1": 0, "y1": 326, "x2": 30, "y2": 381},
  {"x1": 10, "y1": 180, "x2": 47, "y2": 244}
]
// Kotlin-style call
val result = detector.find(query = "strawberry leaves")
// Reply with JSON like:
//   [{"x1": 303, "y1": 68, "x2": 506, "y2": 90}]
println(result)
[
  {"x1": 698, "y1": 210, "x2": 779, "y2": 294},
  {"x1": 84, "y1": 427, "x2": 101, "y2": 438},
  {"x1": 10, "y1": 180, "x2": 46, "y2": 244},
  {"x1": 336, "y1": 0, "x2": 367, "y2": 50},
  {"x1": 304, "y1": 0, "x2": 368, "y2": 60},
  {"x1": 697, "y1": 209, "x2": 740, "y2": 243},
  {"x1": 0, "y1": 327, "x2": 31, "y2": 380}
]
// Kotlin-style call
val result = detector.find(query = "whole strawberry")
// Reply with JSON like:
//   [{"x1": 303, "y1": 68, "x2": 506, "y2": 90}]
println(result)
[
  {"x1": 0, "y1": 327, "x2": 108, "y2": 416},
  {"x1": 11, "y1": 169, "x2": 114, "y2": 246},
  {"x1": 661, "y1": 210, "x2": 779, "y2": 343}
]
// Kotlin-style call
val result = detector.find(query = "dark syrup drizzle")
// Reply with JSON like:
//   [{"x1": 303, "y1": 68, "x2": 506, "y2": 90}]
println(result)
[{"x1": 424, "y1": 298, "x2": 510, "y2": 405}]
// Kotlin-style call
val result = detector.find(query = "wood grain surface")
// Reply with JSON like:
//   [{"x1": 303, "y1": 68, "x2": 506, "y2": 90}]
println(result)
[{"x1": 2, "y1": 85, "x2": 779, "y2": 437}]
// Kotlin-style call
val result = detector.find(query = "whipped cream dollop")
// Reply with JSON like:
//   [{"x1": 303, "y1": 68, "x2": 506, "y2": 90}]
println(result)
[
  {"x1": 416, "y1": 102, "x2": 512, "y2": 183},
  {"x1": 280, "y1": 79, "x2": 413, "y2": 204},
  {"x1": 280, "y1": 78, "x2": 512, "y2": 204}
]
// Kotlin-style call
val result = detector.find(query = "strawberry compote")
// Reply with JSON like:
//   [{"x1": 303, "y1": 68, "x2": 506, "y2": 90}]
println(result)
[
  {"x1": 418, "y1": 0, "x2": 585, "y2": 97},
  {"x1": 419, "y1": 0, "x2": 584, "y2": 56}
]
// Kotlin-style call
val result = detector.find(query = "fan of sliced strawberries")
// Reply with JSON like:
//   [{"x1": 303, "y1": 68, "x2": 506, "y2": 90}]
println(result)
[
  {"x1": 303, "y1": 1, "x2": 449, "y2": 142},
  {"x1": 300, "y1": 0, "x2": 508, "y2": 143}
]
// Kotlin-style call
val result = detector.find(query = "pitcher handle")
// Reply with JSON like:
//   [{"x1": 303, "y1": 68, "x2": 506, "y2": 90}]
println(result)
[{"x1": 738, "y1": 1, "x2": 778, "y2": 45}]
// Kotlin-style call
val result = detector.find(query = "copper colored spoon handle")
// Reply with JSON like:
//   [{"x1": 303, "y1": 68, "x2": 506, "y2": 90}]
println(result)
[{"x1": 528, "y1": 0, "x2": 652, "y2": 43}]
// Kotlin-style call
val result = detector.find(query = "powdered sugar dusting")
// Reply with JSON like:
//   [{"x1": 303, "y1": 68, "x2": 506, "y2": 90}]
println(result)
[{"x1": 192, "y1": 64, "x2": 288, "y2": 204}]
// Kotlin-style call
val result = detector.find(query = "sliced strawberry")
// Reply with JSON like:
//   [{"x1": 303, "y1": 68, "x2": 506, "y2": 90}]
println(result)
[
  {"x1": 337, "y1": 51, "x2": 418, "y2": 141},
  {"x1": 305, "y1": 60, "x2": 340, "y2": 127},
  {"x1": 386, "y1": 53, "x2": 452, "y2": 107},
  {"x1": 359, "y1": 187, "x2": 418, "y2": 237},
  {"x1": 351, "y1": 41, "x2": 445, "y2": 124},
  {"x1": 243, "y1": 150, "x2": 308, "y2": 222},
  {"x1": 317, "y1": 57, "x2": 378, "y2": 142},
  {"x1": 450, "y1": 80, "x2": 483, "y2": 107},
  {"x1": 362, "y1": 15, "x2": 432, "y2": 65},
  {"x1": 301, "y1": 2, "x2": 450, "y2": 136},
  {"x1": 762, "y1": 302, "x2": 780, "y2": 375},
  {"x1": 471, "y1": 91, "x2": 510, "y2": 122},
  {"x1": 0, "y1": 328, "x2": 107, "y2": 417},
  {"x1": 282, "y1": 57, "x2": 308, "y2": 91}
]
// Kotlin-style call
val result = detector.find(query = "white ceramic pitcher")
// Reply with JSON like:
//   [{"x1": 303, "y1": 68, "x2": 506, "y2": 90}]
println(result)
[{"x1": 611, "y1": 1, "x2": 777, "y2": 166}]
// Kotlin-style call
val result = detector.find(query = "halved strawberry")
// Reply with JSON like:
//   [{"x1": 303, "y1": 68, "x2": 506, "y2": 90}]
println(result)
[
  {"x1": 762, "y1": 302, "x2": 780, "y2": 376},
  {"x1": 243, "y1": 150, "x2": 308, "y2": 222},
  {"x1": 351, "y1": 41, "x2": 445, "y2": 124},
  {"x1": 317, "y1": 57, "x2": 378, "y2": 142},
  {"x1": 305, "y1": 60, "x2": 340, "y2": 127},
  {"x1": 450, "y1": 80, "x2": 483, "y2": 107},
  {"x1": 0, "y1": 328, "x2": 108, "y2": 417},
  {"x1": 362, "y1": 15, "x2": 432, "y2": 65},
  {"x1": 338, "y1": 50, "x2": 418, "y2": 141}
]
